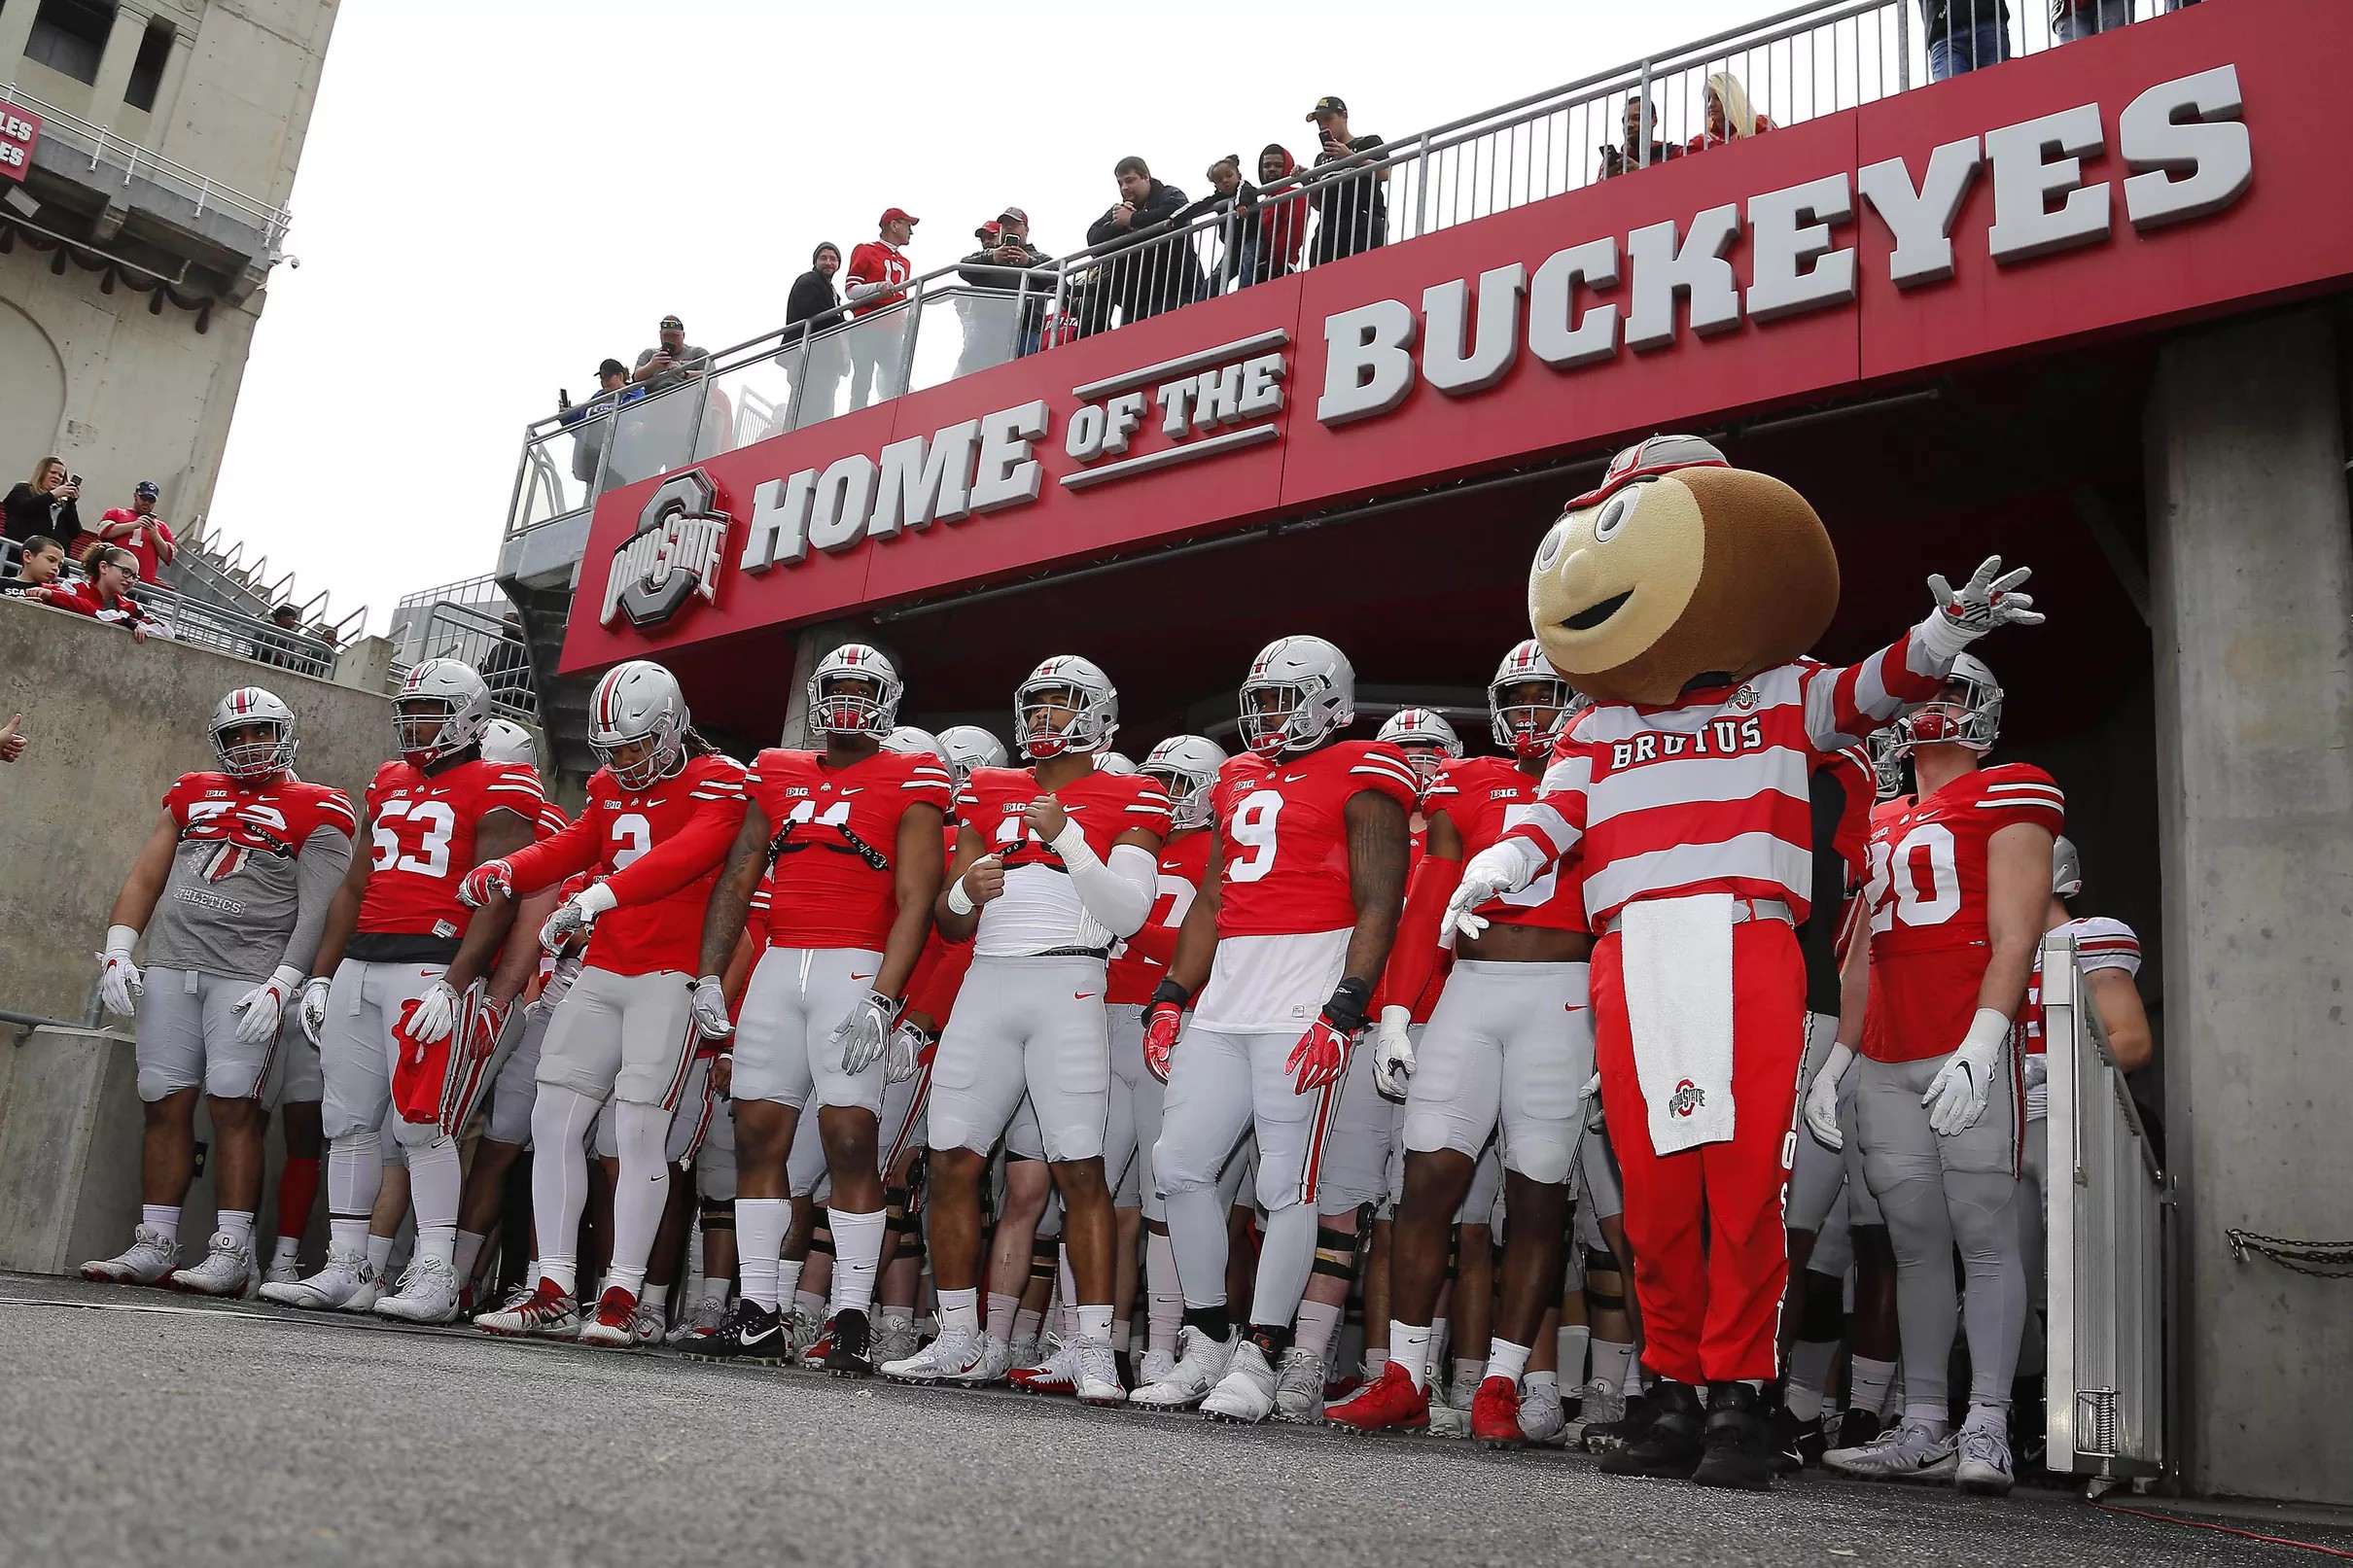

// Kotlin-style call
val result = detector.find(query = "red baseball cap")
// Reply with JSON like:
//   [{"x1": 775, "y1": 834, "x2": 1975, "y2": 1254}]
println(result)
[
  {"x1": 879, "y1": 207, "x2": 920, "y2": 228},
  {"x1": 975, "y1": 220, "x2": 1001, "y2": 243}
]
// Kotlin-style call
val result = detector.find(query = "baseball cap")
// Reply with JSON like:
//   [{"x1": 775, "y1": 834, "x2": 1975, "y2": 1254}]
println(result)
[
  {"x1": 997, "y1": 205, "x2": 1029, "y2": 226},
  {"x1": 597, "y1": 357, "x2": 627, "y2": 378},
  {"x1": 879, "y1": 207, "x2": 920, "y2": 228},
  {"x1": 134, "y1": 480, "x2": 159, "y2": 499},
  {"x1": 1307, "y1": 95, "x2": 1348, "y2": 121},
  {"x1": 974, "y1": 220, "x2": 1001, "y2": 243},
  {"x1": 658, "y1": 314, "x2": 684, "y2": 330}
]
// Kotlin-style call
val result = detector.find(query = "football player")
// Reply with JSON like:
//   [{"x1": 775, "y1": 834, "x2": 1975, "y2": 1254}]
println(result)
[
  {"x1": 935, "y1": 724, "x2": 1010, "y2": 789},
  {"x1": 1331, "y1": 645, "x2": 1594, "y2": 1444},
  {"x1": 83, "y1": 689, "x2": 356, "y2": 1295},
  {"x1": 882, "y1": 656, "x2": 1170, "y2": 1404},
  {"x1": 685, "y1": 648, "x2": 949, "y2": 1373},
  {"x1": 1820, "y1": 654, "x2": 2056, "y2": 1495},
  {"x1": 1132, "y1": 636, "x2": 1416, "y2": 1420},
  {"x1": 260, "y1": 661, "x2": 545, "y2": 1321},
  {"x1": 464, "y1": 661, "x2": 748, "y2": 1344}
]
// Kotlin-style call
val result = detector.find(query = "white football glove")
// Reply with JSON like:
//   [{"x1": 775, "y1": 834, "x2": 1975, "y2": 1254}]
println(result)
[
  {"x1": 95, "y1": 924, "x2": 142, "y2": 1018},
  {"x1": 1804, "y1": 1041, "x2": 1854, "y2": 1151},
  {"x1": 1444, "y1": 838, "x2": 1548, "y2": 941},
  {"x1": 689, "y1": 974, "x2": 734, "y2": 1041},
  {"x1": 885, "y1": 1020, "x2": 928, "y2": 1085},
  {"x1": 540, "y1": 881, "x2": 617, "y2": 954},
  {"x1": 1923, "y1": 1008, "x2": 2010, "y2": 1137},
  {"x1": 1579, "y1": 1070, "x2": 1607, "y2": 1132},
  {"x1": 405, "y1": 978, "x2": 462, "y2": 1046},
  {"x1": 298, "y1": 976, "x2": 332, "y2": 1044},
  {"x1": 1370, "y1": 1005, "x2": 1416, "y2": 1099},
  {"x1": 2021, "y1": 1052, "x2": 2050, "y2": 1096},
  {"x1": 1919, "y1": 555, "x2": 2044, "y2": 662},
  {"x1": 834, "y1": 989, "x2": 897, "y2": 1075},
  {"x1": 231, "y1": 964, "x2": 307, "y2": 1048}
]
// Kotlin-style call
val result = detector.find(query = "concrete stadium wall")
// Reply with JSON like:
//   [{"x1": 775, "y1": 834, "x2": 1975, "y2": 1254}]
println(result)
[{"x1": 0, "y1": 595, "x2": 391, "y2": 1024}]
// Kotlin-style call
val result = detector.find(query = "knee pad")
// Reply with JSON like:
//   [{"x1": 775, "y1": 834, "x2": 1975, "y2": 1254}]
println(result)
[
  {"x1": 1505, "y1": 1138, "x2": 1572, "y2": 1188},
  {"x1": 1313, "y1": 1223, "x2": 1355, "y2": 1281},
  {"x1": 136, "y1": 1066, "x2": 185, "y2": 1103},
  {"x1": 1945, "y1": 1169, "x2": 2020, "y2": 1256},
  {"x1": 699, "y1": 1198, "x2": 734, "y2": 1233},
  {"x1": 698, "y1": 1161, "x2": 738, "y2": 1203}
]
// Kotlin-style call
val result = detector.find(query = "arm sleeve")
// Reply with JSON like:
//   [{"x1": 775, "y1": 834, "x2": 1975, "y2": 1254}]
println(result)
[
  {"x1": 1500, "y1": 751, "x2": 1592, "y2": 864},
  {"x1": 280, "y1": 823, "x2": 355, "y2": 975},
  {"x1": 602, "y1": 792, "x2": 749, "y2": 908},
  {"x1": 1122, "y1": 911, "x2": 1182, "y2": 971},
  {"x1": 1801, "y1": 620, "x2": 1958, "y2": 750},
  {"x1": 1049, "y1": 822, "x2": 1157, "y2": 939},
  {"x1": 1374, "y1": 849, "x2": 1462, "y2": 1012},
  {"x1": 498, "y1": 809, "x2": 604, "y2": 895}
]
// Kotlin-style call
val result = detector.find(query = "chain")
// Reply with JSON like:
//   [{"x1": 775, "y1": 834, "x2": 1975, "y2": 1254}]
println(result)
[{"x1": 2227, "y1": 1229, "x2": 2353, "y2": 1279}]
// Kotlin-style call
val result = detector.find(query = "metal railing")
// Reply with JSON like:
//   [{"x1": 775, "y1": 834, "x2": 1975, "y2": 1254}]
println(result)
[
  {"x1": 2041, "y1": 926, "x2": 2168, "y2": 1488},
  {"x1": 0, "y1": 80, "x2": 294, "y2": 248},
  {"x1": 503, "y1": 0, "x2": 2190, "y2": 545},
  {"x1": 0, "y1": 536, "x2": 340, "y2": 677},
  {"x1": 387, "y1": 597, "x2": 538, "y2": 723}
]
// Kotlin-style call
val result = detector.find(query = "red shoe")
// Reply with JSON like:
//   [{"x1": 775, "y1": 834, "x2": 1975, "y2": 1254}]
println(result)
[
  {"x1": 1324, "y1": 1371, "x2": 1364, "y2": 1402},
  {"x1": 1325, "y1": 1361, "x2": 1431, "y2": 1434},
  {"x1": 1471, "y1": 1375, "x2": 1526, "y2": 1447},
  {"x1": 1008, "y1": 1342, "x2": 1078, "y2": 1396},
  {"x1": 578, "y1": 1286, "x2": 640, "y2": 1348}
]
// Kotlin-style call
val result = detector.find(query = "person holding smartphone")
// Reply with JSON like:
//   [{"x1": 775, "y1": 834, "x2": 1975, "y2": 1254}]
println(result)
[
  {"x1": 5, "y1": 455, "x2": 84, "y2": 553},
  {"x1": 97, "y1": 480, "x2": 178, "y2": 584},
  {"x1": 1305, "y1": 96, "x2": 1389, "y2": 266}
]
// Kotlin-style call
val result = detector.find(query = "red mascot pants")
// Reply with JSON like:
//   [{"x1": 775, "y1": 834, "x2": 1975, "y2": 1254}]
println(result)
[{"x1": 1591, "y1": 916, "x2": 1807, "y2": 1387}]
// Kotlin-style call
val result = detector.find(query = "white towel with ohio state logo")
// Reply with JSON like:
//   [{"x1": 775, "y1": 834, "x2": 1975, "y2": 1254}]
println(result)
[{"x1": 1620, "y1": 892, "x2": 1736, "y2": 1153}]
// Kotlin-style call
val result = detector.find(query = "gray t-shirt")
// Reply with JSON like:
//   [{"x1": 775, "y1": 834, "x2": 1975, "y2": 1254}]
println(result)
[
  {"x1": 143, "y1": 774, "x2": 356, "y2": 981},
  {"x1": 635, "y1": 343, "x2": 712, "y2": 395}
]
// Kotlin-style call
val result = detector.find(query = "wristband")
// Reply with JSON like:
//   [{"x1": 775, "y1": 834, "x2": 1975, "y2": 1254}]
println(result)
[
  {"x1": 1149, "y1": 977, "x2": 1191, "y2": 1009},
  {"x1": 1960, "y1": 1006, "x2": 2012, "y2": 1055},
  {"x1": 946, "y1": 877, "x2": 976, "y2": 917},
  {"x1": 106, "y1": 923, "x2": 141, "y2": 958}
]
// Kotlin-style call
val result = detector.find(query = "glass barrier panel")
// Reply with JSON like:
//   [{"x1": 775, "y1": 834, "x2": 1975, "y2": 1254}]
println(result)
[
  {"x1": 701, "y1": 340, "x2": 809, "y2": 457},
  {"x1": 605, "y1": 380, "x2": 702, "y2": 494},
  {"x1": 905, "y1": 289, "x2": 1020, "y2": 397},
  {"x1": 826, "y1": 300, "x2": 916, "y2": 419},
  {"x1": 512, "y1": 408, "x2": 611, "y2": 533}
]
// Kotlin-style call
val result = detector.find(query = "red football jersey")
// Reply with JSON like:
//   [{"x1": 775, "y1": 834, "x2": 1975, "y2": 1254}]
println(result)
[
  {"x1": 2014, "y1": 915, "x2": 2142, "y2": 1060},
  {"x1": 1106, "y1": 828, "x2": 1212, "y2": 1005},
  {"x1": 356, "y1": 758, "x2": 547, "y2": 940},
  {"x1": 846, "y1": 240, "x2": 911, "y2": 315},
  {"x1": 746, "y1": 746, "x2": 953, "y2": 951},
  {"x1": 1423, "y1": 754, "x2": 1589, "y2": 935},
  {"x1": 1212, "y1": 740, "x2": 1422, "y2": 939},
  {"x1": 956, "y1": 765, "x2": 1174, "y2": 867},
  {"x1": 1862, "y1": 764, "x2": 2064, "y2": 1063},
  {"x1": 499, "y1": 752, "x2": 749, "y2": 977},
  {"x1": 166, "y1": 771, "x2": 357, "y2": 854}
]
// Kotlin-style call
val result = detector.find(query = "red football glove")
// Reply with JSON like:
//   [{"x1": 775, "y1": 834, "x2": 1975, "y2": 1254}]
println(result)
[
  {"x1": 457, "y1": 857, "x2": 516, "y2": 909},
  {"x1": 469, "y1": 994, "x2": 509, "y2": 1063},
  {"x1": 1286, "y1": 978, "x2": 1372, "y2": 1096},
  {"x1": 1141, "y1": 980, "x2": 1189, "y2": 1083}
]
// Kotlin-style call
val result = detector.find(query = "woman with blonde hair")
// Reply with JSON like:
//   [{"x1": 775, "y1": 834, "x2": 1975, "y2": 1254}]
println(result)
[
  {"x1": 4, "y1": 455, "x2": 84, "y2": 553},
  {"x1": 1686, "y1": 71, "x2": 1774, "y2": 153}
]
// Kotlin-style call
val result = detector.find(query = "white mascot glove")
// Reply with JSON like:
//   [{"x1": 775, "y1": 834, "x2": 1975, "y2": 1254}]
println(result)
[
  {"x1": 1923, "y1": 1008, "x2": 2010, "y2": 1136},
  {"x1": 95, "y1": 924, "x2": 143, "y2": 1017},
  {"x1": 298, "y1": 976, "x2": 332, "y2": 1044},
  {"x1": 1804, "y1": 1041, "x2": 1854, "y2": 1151},
  {"x1": 540, "y1": 881, "x2": 617, "y2": 954},
  {"x1": 885, "y1": 1020, "x2": 928, "y2": 1085},
  {"x1": 232, "y1": 964, "x2": 308, "y2": 1047},
  {"x1": 834, "y1": 989, "x2": 897, "y2": 1075},
  {"x1": 1370, "y1": 1005, "x2": 1416, "y2": 1099},
  {"x1": 689, "y1": 974, "x2": 734, "y2": 1041},
  {"x1": 1444, "y1": 838, "x2": 1547, "y2": 941},
  {"x1": 1918, "y1": 555, "x2": 2044, "y2": 663},
  {"x1": 405, "y1": 978, "x2": 462, "y2": 1046}
]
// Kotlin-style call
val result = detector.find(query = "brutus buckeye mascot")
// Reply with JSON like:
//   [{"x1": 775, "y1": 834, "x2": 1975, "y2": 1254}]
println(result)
[{"x1": 1444, "y1": 435, "x2": 2041, "y2": 1489}]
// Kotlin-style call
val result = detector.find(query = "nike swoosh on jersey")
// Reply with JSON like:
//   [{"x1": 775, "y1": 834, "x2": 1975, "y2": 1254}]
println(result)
[
  {"x1": 1282, "y1": 774, "x2": 1306, "y2": 783},
  {"x1": 1073, "y1": 993, "x2": 1097, "y2": 1001},
  {"x1": 851, "y1": 973, "x2": 875, "y2": 981}
]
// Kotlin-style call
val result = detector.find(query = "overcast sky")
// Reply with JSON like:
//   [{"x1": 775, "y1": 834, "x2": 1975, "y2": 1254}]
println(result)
[{"x1": 209, "y1": 0, "x2": 1775, "y2": 635}]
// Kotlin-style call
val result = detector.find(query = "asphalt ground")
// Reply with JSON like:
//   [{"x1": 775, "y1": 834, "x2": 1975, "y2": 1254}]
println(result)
[{"x1": 3, "y1": 1271, "x2": 2342, "y2": 1568}]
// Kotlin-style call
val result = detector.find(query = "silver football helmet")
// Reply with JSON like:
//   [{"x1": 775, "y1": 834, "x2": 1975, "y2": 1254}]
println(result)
[
  {"x1": 1142, "y1": 735, "x2": 1229, "y2": 832},
  {"x1": 479, "y1": 718, "x2": 538, "y2": 768},
  {"x1": 1489, "y1": 639, "x2": 1582, "y2": 760},
  {"x1": 1238, "y1": 636, "x2": 1354, "y2": 757},
  {"x1": 807, "y1": 644, "x2": 903, "y2": 738},
  {"x1": 2052, "y1": 834, "x2": 2083, "y2": 900},
  {"x1": 1376, "y1": 708, "x2": 1463, "y2": 791},
  {"x1": 393, "y1": 658, "x2": 493, "y2": 767},
  {"x1": 589, "y1": 660, "x2": 690, "y2": 790},
  {"x1": 1893, "y1": 652, "x2": 2002, "y2": 755},
  {"x1": 210, "y1": 686, "x2": 298, "y2": 783},
  {"x1": 936, "y1": 724, "x2": 1009, "y2": 787},
  {"x1": 1015, "y1": 655, "x2": 1118, "y2": 760},
  {"x1": 1866, "y1": 729, "x2": 1908, "y2": 801},
  {"x1": 882, "y1": 724, "x2": 949, "y2": 762},
  {"x1": 1095, "y1": 751, "x2": 1138, "y2": 774}
]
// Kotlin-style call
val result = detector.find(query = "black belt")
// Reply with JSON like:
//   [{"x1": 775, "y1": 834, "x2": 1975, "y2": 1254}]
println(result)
[
  {"x1": 1038, "y1": 945, "x2": 1111, "y2": 960},
  {"x1": 347, "y1": 931, "x2": 462, "y2": 965}
]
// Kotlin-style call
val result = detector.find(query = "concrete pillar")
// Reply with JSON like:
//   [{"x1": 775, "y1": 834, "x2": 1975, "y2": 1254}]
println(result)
[
  {"x1": 2146, "y1": 305, "x2": 2353, "y2": 1506},
  {"x1": 328, "y1": 633, "x2": 401, "y2": 695},
  {"x1": 0, "y1": 8, "x2": 39, "y2": 81},
  {"x1": 86, "y1": 2, "x2": 151, "y2": 134}
]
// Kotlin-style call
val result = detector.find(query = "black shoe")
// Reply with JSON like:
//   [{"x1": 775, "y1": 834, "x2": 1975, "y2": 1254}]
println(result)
[
  {"x1": 1581, "y1": 1388, "x2": 1653, "y2": 1454},
  {"x1": 683, "y1": 1299, "x2": 789, "y2": 1364},
  {"x1": 1693, "y1": 1383, "x2": 1774, "y2": 1491},
  {"x1": 1599, "y1": 1381, "x2": 1705, "y2": 1478},
  {"x1": 1764, "y1": 1391, "x2": 1807, "y2": 1476},
  {"x1": 1837, "y1": 1407, "x2": 1885, "y2": 1451},
  {"x1": 823, "y1": 1307, "x2": 873, "y2": 1377}
]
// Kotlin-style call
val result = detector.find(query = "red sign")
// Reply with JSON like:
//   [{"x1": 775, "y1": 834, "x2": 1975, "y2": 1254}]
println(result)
[
  {"x1": 562, "y1": 0, "x2": 2353, "y2": 678},
  {"x1": 0, "y1": 100, "x2": 39, "y2": 185}
]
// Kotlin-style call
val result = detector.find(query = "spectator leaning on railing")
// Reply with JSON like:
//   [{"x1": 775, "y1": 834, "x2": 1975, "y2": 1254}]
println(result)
[
  {"x1": 2053, "y1": 0, "x2": 2132, "y2": 40},
  {"x1": 97, "y1": 480, "x2": 179, "y2": 584},
  {"x1": 249, "y1": 604, "x2": 306, "y2": 668},
  {"x1": 789, "y1": 242, "x2": 849, "y2": 424},
  {"x1": 1084, "y1": 157, "x2": 1205, "y2": 331},
  {"x1": 1255, "y1": 146, "x2": 1307, "y2": 284},
  {"x1": 1177, "y1": 157, "x2": 1261, "y2": 295},
  {"x1": 56, "y1": 542, "x2": 165, "y2": 643},
  {"x1": 1599, "y1": 95, "x2": 1679, "y2": 179},
  {"x1": 558, "y1": 360, "x2": 646, "y2": 485},
  {"x1": 2, "y1": 535, "x2": 70, "y2": 600},
  {"x1": 5, "y1": 456, "x2": 84, "y2": 553},
  {"x1": 1305, "y1": 96, "x2": 1389, "y2": 266},
  {"x1": 846, "y1": 209, "x2": 920, "y2": 409},
  {"x1": 1685, "y1": 72, "x2": 1774, "y2": 154},
  {"x1": 1922, "y1": 0, "x2": 2012, "y2": 79},
  {"x1": 957, "y1": 210, "x2": 1056, "y2": 369},
  {"x1": 633, "y1": 314, "x2": 711, "y2": 395}
]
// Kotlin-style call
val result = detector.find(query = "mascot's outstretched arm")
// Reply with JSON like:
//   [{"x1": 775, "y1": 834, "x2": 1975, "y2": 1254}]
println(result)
[{"x1": 1801, "y1": 555, "x2": 2043, "y2": 752}]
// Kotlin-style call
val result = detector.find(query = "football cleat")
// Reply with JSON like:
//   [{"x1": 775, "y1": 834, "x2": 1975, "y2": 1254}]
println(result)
[
  {"x1": 1578, "y1": 1383, "x2": 1646, "y2": 1453},
  {"x1": 666, "y1": 1292, "x2": 727, "y2": 1346},
  {"x1": 823, "y1": 1307, "x2": 875, "y2": 1377},
  {"x1": 976, "y1": 1338, "x2": 1015, "y2": 1386},
  {"x1": 1519, "y1": 1379, "x2": 1569, "y2": 1446},
  {"x1": 871, "y1": 1312, "x2": 920, "y2": 1368},
  {"x1": 373, "y1": 1256, "x2": 463, "y2": 1324},
  {"x1": 578, "y1": 1286, "x2": 642, "y2": 1347},
  {"x1": 1006, "y1": 1334, "x2": 1040, "y2": 1376},
  {"x1": 262, "y1": 1255, "x2": 303, "y2": 1289},
  {"x1": 474, "y1": 1276, "x2": 580, "y2": 1339},
  {"x1": 1470, "y1": 1376, "x2": 1526, "y2": 1448},
  {"x1": 629, "y1": 1299, "x2": 664, "y2": 1346},
  {"x1": 1692, "y1": 1382, "x2": 1774, "y2": 1492},
  {"x1": 1270, "y1": 1345, "x2": 1327, "y2": 1424},
  {"x1": 258, "y1": 1246, "x2": 375, "y2": 1311},
  {"x1": 1599, "y1": 1381, "x2": 1707, "y2": 1480},
  {"x1": 165, "y1": 1233, "x2": 255, "y2": 1298},
  {"x1": 1954, "y1": 1425, "x2": 2016, "y2": 1497},
  {"x1": 1837, "y1": 1406, "x2": 1887, "y2": 1451},
  {"x1": 882, "y1": 1325, "x2": 990, "y2": 1384},
  {"x1": 1824, "y1": 1419, "x2": 1959, "y2": 1482},
  {"x1": 1201, "y1": 1339, "x2": 1279, "y2": 1424},
  {"x1": 789, "y1": 1302, "x2": 825, "y2": 1360},
  {"x1": 81, "y1": 1226, "x2": 182, "y2": 1286},
  {"x1": 1324, "y1": 1362, "x2": 1432, "y2": 1435},
  {"x1": 1071, "y1": 1337, "x2": 1126, "y2": 1407},
  {"x1": 800, "y1": 1319, "x2": 836, "y2": 1369},
  {"x1": 1425, "y1": 1402, "x2": 1471, "y2": 1439},
  {"x1": 1009, "y1": 1339, "x2": 1078, "y2": 1397},
  {"x1": 1137, "y1": 1347, "x2": 1176, "y2": 1390},
  {"x1": 1129, "y1": 1326, "x2": 1236, "y2": 1411},
  {"x1": 681, "y1": 1299, "x2": 789, "y2": 1364}
]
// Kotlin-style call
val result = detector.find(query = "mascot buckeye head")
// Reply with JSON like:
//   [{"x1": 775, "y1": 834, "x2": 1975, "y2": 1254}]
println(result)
[{"x1": 1528, "y1": 435, "x2": 1841, "y2": 706}]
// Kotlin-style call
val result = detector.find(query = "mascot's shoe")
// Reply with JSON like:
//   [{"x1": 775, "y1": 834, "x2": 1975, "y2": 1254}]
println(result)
[
  {"x1": 1692, "y1": 1382, "x2": 1775, "y2": 1492},
  {"x1": 1599, "y1": 1380, "x2": 1705, "y2": 1480}
]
